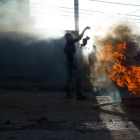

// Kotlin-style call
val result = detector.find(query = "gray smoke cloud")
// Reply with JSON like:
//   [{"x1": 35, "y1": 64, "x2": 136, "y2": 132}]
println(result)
[
  {"x1": 0, "y1": 0, "x2": 69, "y2": 85},
  {"x1": 0, "y1": 0, "x2": 31, "y2": 32},
  {"x1": 94, "y1": 23, "x2": 140, "y2": 55},
  {"x1": 92, "y1": 22, "x2": 140, "y2": 77},
  {"x1": 84, "y1": 22, "x2": 140, "y2": 99}
]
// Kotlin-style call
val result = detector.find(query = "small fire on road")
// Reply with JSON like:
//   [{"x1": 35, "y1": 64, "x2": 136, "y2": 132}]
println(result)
[{"x1": 100, "y1": 42, "x2": 140, "y2": 96}]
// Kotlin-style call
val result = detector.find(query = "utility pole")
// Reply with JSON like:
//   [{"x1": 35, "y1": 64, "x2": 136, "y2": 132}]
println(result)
[{"x1": 74, "y1": 0, "x2": 79, "y2": 35}]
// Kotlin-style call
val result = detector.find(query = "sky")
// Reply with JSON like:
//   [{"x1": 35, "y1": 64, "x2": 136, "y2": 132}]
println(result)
[{"x1": 29, "y1": 0, "x2": 140, "y2": 30}]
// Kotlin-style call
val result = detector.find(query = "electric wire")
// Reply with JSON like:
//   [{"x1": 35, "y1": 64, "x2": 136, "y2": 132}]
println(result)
[
  {"x1": 3, "y1": 1, "x2": 140, "y2": 18},
  {"x1": 30, "y1": 9, "x2": 140, "y2": 21},
  {"x1": 31, "y1": 10, "x2": 88, "y2": 18},
  {"x1": 1, "y1": 1, "x2": 140, "y2": 24},
  {"x1": 30, "y1": 3, "x2": 140, "y2": 18},
  {"x1": 30, "y1": 6, "x2": 95, "y2": 16},
  {"x1": 129, "y1": 9, "x2": 140, "y2": 15},
  {"x1": 90, "y1": 0, "x2": 140, "y2": 7},
  {"x1": 31, "y1": 3, "x2": 103, "y2": 13}
]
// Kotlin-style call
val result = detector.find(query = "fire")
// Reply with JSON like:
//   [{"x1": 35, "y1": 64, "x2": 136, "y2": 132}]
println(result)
[{"x1": 100, "y1": 42, "x2": 140, "y2": 95}]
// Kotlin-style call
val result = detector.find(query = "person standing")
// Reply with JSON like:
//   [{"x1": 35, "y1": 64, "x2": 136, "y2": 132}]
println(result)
[{"x1": 64, "y1": 26, "x2": 90, "y2": 100}]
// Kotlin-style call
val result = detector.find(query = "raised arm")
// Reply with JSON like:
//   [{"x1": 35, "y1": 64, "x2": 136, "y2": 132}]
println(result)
[{"x1": 70, "y1": 26, "x2": 90, "y2": 44}]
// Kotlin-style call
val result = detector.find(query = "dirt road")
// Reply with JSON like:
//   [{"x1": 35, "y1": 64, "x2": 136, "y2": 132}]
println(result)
[{"x1": 0, "y1": 89, "x2": 140, "y2": 140}]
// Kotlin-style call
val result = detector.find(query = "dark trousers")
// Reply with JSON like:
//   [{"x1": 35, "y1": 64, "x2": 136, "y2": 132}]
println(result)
[{"x1": 66, "y1": 55, "x2": 82, "y2": 96}]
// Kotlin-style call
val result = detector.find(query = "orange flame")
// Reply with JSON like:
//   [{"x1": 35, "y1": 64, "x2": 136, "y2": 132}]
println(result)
[{"x1": 101, "y1": 42, "x2": 140, "y2": 95}]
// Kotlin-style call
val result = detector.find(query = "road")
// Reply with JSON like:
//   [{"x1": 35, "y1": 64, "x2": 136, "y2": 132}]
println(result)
[{"x1": 0, "y1": 89, "x2": 140, "y2": 140}]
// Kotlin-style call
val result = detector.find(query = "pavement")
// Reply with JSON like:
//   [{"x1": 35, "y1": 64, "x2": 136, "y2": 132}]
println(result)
[{"x1": 0, "y1": 88, "x2": 140, "y2": 140}]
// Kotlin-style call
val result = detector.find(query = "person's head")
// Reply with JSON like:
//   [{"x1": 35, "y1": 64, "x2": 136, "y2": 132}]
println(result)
[{"x1": 65, "y1": 33, "x2": 73, "y2": 41}]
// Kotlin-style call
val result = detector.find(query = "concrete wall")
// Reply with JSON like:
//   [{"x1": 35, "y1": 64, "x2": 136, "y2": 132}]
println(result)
[{"x1": 0, "y1": 32, "x2": 67, "y2": 84}]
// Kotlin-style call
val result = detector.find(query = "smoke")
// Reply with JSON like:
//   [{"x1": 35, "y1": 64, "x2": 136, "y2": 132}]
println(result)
[
  {"x1": 83, "y1": 22, "x2": 140, "y2": 99},
  {"x1": 0, "y1": 0, "x2": 31, "y2": 32},
  {"x1": 94, "y1": 23, "x2": 140, "y2": 55},
  {"x1": 92, "y1": 22, "x2": 140, "y2": 76},
  {"x1": 1, "y1": 1, "x2": 140, "y2": 96},
  {"x1": 0, "y1": 0, "x2": 68, "y2": 85}
]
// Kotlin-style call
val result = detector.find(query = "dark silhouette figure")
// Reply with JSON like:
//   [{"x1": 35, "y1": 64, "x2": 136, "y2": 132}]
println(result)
[
  {"x1": 80, "y1": 36, "x2": 90, "y2": 47},
  {"x1": 64, "y1": 26, "x2": 90, "y2": 100}
]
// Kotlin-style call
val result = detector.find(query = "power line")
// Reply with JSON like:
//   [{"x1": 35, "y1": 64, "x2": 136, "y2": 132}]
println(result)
[
  {"x1": 125, "y1": 14, "x2": 140, "y2": 18},
  {"x1": 31, "y1": 6, "x2": 95, "y2": 16},
  {"x1": 30, "y1": 3, "x2": 140, "y2": 18},
  {"x1": 2, "y1": 1, "x2": 140, "y2": 22},
  {"x1": 12, "y1": 1, "x2": 102, "y2": 15},
  {"x1": 31, "y1": 10, "x2": 88, "y2": 18},
  {"x1": 30, "y1": 9, "x2": 112, "y2": 19},
  {"x1": 30, "y1": 5, "x2": 140, "y2": 21},
  {"x1": 30, "y1": 9, "x2": 140, "y2": 23},
  {"x1": 2, "y1": 3, "x2": 140, "y2": 21},
  {"x1": 6, "y1": 0, "x2": 140, "y2": 8},
  {"x1": 32, "y1": 14, "x2": 140, "y2": 24},
  {"x1": 90, "y1": 0, "x2": 140, "y2": 7},
  {"x1": 30, "y1": 8, "x2": 140, "y2": 21},
  {"x1": 2, "y1": 1, "x2": 140, "y2": 26},
  {"x1": 5, "y1": 0, "x2": 140, "y2": 17},
  {"x1": 32, "y1": 14, "x2": 115, "y2": 22},
  {"x1": 129, "y1": 9, "x2": 140, "y2": 14},
  {"x1": 31, "y1": 3, "x2": 103, "y2": 14},
  {"x1": 31, "y1": 11, "x2": 140, "y2": 25},
  {"x1": 30, "y1": 3, "x2": 140, "y2": 21},
  {"x1": 6, "y1": 1, "x2": 140, "y2": 18}
]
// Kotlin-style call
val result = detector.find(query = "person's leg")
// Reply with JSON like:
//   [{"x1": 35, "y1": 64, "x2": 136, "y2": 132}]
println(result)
[
  {"x1": 66, "y1": 69, "x2": 72, "y2": 98},
  {"x1": 66, "y1": 56, "x2": 74, "y2": 98},
  {"x1": 76, "y1": 74, "x2": 83, "y2": 96},
  {"x1": 76, "y1": 68, "x2": 87, "y2": 100}
]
